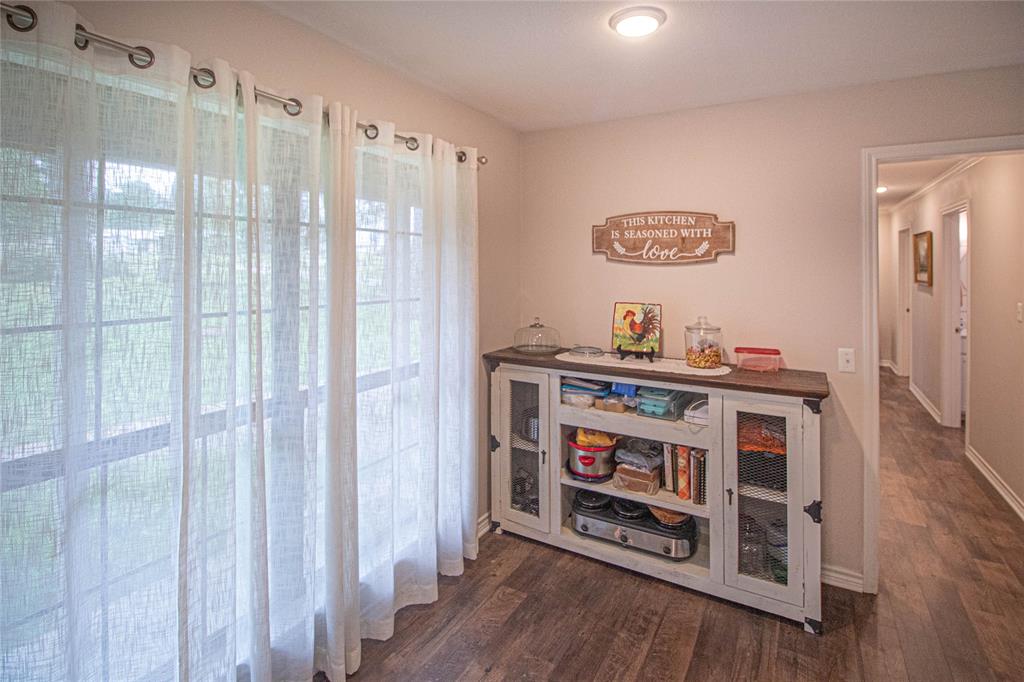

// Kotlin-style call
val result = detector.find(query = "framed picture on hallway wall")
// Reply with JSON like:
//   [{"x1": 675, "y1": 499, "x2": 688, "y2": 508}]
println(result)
[{"x1": 914, "y1": 231, "x2": 933, "y2": 286}]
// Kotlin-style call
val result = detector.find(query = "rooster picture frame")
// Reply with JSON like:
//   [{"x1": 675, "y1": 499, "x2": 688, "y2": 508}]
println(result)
[{"x1": 611, "y1": 302, "x2": 663, "y2": 355}]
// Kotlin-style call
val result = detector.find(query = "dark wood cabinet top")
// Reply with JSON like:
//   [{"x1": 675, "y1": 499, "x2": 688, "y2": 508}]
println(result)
[{"x1": 483, "y1": 347, "x2": 830, "y2": 401}]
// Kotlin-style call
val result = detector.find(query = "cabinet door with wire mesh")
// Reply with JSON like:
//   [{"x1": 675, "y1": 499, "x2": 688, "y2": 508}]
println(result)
[
  {"x1": 497, "y1": 369, "x2": 550, "y2": 533},
  {"x1": 723, "y1": 399, "x2": 804, "y2": 605}
]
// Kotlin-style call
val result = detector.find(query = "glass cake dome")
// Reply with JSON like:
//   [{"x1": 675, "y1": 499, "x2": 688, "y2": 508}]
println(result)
[{"x1": 513, "y1": 317, "x2": 561, "y2": 354}]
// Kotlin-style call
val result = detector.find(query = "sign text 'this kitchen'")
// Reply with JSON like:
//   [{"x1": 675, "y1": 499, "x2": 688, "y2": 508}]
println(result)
[{"x1": 592, "y1": 211, "x2": 735, "y2": 264}]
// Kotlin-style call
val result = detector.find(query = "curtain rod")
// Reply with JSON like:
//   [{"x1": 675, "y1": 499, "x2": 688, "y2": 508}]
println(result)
[{"x1": 1, "y1": 2, "x2": 488, "y2": 165}]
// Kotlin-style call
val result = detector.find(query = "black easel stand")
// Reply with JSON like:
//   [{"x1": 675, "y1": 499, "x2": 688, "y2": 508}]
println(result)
[{"x1": 615, "y1": 345, "x2": 655, "y2": 363}]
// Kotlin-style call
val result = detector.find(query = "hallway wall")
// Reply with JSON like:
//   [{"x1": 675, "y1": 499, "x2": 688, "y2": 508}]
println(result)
[{"x1": 888, "y1": 153, "x2": 1024, "y2": 512}]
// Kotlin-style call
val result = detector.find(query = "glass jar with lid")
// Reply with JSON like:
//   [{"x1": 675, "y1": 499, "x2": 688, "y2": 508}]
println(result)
[
  {"x1": 513, "y1": 317, "x2": 561, "y2": 354},
  {"x1": 685, "y1": 316, "x2": 723, "y2": 369}
]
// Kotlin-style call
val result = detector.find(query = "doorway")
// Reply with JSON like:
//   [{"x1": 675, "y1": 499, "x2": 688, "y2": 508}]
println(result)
[
  {"x1": 861, "y1": 133, "x2": 1024, "y2": 595},
  {"x1": 941, "y1": 204, "x2": 969, "y2": 427},
  {"x1": 896, "y1": 228, "x2": 911, "y2": 377}
]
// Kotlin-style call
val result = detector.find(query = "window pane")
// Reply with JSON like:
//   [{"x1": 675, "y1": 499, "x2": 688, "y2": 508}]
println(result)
[
  {"x1": 102, "y1": 321, "x2": 170, "y2": 438},
  {"x1": 356, "y1": 302, "x2": 390, "y2": 377},
  {"x1": 102, "y1": 208, "x2": 175, "y2": 322}
]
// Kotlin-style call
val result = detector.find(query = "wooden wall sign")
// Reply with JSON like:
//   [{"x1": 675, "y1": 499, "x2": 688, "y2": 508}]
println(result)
[{"x1": 592, "y1": 211, "x2": 735, "y2": 265}]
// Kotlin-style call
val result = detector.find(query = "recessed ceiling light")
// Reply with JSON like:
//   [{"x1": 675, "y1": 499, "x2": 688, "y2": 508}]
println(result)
[
  {"x1": 610, "y1": 6, "x2": 666, "y2": 38},
  {"x1": 876, "y1": 186, "x2": 888, "y2": 194}
]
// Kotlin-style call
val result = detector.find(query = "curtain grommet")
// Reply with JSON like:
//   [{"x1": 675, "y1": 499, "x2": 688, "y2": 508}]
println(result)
[
  {"x1": 284, "y1": 98, "x2": 303, "y2": 116},
  {"x1": 364, "y1": 124, "x2": 379, "y2": 140},
  {"x1": 128, "y1": 46, "x2": 155, "y2": 69},
  {"x1": 405, "y1": 137, "x2": 420, "y2": 151},
  {"x1": 4, "y1": 4, "x2": 36, "y2": 32},
  {"x1": 191, "y1": 67, "x2": 216, "y2": 89},
  {"x1": 456, "y1": 151, "x2": 468, "y2": 163},
  {"x1": 74, "y1": 24, "x2": 89, "y2": 50}
]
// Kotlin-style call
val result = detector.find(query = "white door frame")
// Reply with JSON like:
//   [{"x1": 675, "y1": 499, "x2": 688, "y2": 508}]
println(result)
[
  {"x1": 940, "y1": 200, "x2": 970, "y2": 427},
  {"x1": 895, "y1": 227, "x2": 912, "y2": 377},
  {"x1": 860, "y1": 134, "x2": 1024, "y2": 595}
]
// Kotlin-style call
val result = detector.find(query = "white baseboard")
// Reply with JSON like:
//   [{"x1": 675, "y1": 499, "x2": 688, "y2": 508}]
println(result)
[
  {"x1": 964, "y1": 444, "x2": 1024, "y2": 523},
  {"x1": 477, "y1": 513, "x2": 492, "y2": 539},
  {"x1": 821, "y1": 564, "x2": 865, "y2": 592},
  {"x1": 879, "y1": 359, "x2": 896, "y2": 373},
  {"x1": 909, "y1": 381, "x2": 942, "y2": 424}
]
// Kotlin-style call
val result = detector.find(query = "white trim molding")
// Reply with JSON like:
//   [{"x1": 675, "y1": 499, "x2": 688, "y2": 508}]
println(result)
[
  {"x1": 890, "y1": 158, "x2": 983, "y2": 212},
  {"x1": 477, "y1": 512, "x2": 492, "y2": 539},
  {"x1": 879, "y1": 359, "x2": 897, "y2": 373},
  {"x1": 909, "y1": 381, "x2": 942, "y2": 424},
  {"x1": 822, "y1": 564, "x2": 865, "y2": 592},
  {"x1": 860, "y1": 134, "x2": 1024, "y2": 596},
  {"x1": 965, "y1": 445, "x2": 1024, "y2": 523}
]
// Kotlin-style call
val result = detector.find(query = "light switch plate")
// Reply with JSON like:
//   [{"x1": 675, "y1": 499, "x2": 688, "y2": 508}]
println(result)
[{"x1": 838, "y1": 348, "x2": 856, "y2": 373}]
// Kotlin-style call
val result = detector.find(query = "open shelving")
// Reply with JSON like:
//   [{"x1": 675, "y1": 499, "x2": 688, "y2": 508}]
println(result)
[
  {"x1": 557, "y1": 403, "x2": 711, "y2": 450},
  {"x1": 558, "y1": 518, "x2": 711, "y2": 580},
  {"x1": 559, "y1": 469, "x2": 710, "y2": 518}
]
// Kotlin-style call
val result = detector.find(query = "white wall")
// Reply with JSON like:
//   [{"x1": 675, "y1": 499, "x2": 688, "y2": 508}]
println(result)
[
  {"x1": 967, "y1": 155, "x2": 1024, "y2": 507},
  {"x1": 71, "y1": 1, "x2": 523, "y2": 520},
  {"x1": 878, "y1": 211, "x2": 897, "y2": 367},
  {"x1": 888, "y1": 154, "x2": 1024, "y2": 505},
  {"x1": 520, "y1": 66, "x2": 1024, "y2": 578}
]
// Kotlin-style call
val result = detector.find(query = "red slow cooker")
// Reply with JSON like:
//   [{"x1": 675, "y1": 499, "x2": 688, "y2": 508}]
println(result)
[{"x1": 567, "y1": 437, "x2": 616, "y2": 482}]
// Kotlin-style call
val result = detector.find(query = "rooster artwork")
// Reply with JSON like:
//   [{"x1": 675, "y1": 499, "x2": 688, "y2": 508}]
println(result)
[{"x1": 611, "y1": 302, "x2": 663, "y2": 355}]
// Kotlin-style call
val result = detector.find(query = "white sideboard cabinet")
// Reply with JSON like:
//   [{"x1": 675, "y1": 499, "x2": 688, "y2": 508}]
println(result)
[{"x1": 484, "y1": 348, "x2": 829, "y2": 634}]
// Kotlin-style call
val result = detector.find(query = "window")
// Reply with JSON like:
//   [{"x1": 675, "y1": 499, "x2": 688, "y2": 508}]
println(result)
[{"x1": 1, "y1": 113, "x2": 328, "y2": 680}]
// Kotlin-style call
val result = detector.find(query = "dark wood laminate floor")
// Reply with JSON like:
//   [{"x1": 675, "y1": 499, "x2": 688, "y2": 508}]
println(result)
[{"x1": 349, "y1": 371, "x2": 1024, "y2": 681}]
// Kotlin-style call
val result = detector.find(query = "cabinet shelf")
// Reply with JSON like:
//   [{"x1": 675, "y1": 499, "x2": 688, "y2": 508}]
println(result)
[
  {"x1": 558, "y1": 403, "x2": 711, "y2": 449},
  {"x1": 738, "y1": 483, "x2": 787, "y2": 505},
  {"x1": 560, "y1": 469, "x2": 711, "y2": 519},
  {"x1": 558, "y1": 519, "x2": 711, "y2": 580}
]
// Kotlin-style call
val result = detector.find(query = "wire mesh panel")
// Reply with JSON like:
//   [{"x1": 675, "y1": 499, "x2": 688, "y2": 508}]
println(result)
[
  {"x1": 736, "y1": 412, "x2": 789, "y2": 585},
  {"x1": 509, "y1": 380, "x2": 540, "y2": 517}
]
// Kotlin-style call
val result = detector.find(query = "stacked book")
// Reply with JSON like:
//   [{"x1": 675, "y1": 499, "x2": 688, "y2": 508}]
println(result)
[{"x1": 661, "y1": 444, "x2": 706, "y2": 504}]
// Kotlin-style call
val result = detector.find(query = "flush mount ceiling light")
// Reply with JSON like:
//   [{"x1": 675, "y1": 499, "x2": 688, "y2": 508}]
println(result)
[
  {"x1": 609, "y1": 6, "x2": 667, "y2": 38},
  {"x1": 876, "y1": 186, "x2": 889, "y2": 194}
]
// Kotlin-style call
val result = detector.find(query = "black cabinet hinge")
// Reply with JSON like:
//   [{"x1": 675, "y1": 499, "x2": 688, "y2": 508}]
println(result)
[
  {"x1": 804, "y1": 500, "x2": 822, "y2": 524},
  {"x1": 805, "y1": 617, "x2": 823, "y2": 635},
  {"x1": 489, "y1": 434, "x2": 500, "y2": 452},
  {"x1": 803, "y1": 398, "x2": 822, "y2": 414}
]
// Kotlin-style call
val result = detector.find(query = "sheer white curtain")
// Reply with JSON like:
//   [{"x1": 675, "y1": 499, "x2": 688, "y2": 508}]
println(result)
[
  {"x1": 352, "y1": 125, "x2": 479, "y2": 643},
  {"x1": 0, "y1": 3, "x2": 478, "y2": 680}
]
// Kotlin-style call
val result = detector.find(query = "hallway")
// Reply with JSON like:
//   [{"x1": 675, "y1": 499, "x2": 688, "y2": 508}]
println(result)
[
  {"x1": 875, "y1": 369, "x2": 1024, "y2": 680},
  {"x1": 346, "y1": 370, "x2": 1024, "y2": 680}
]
